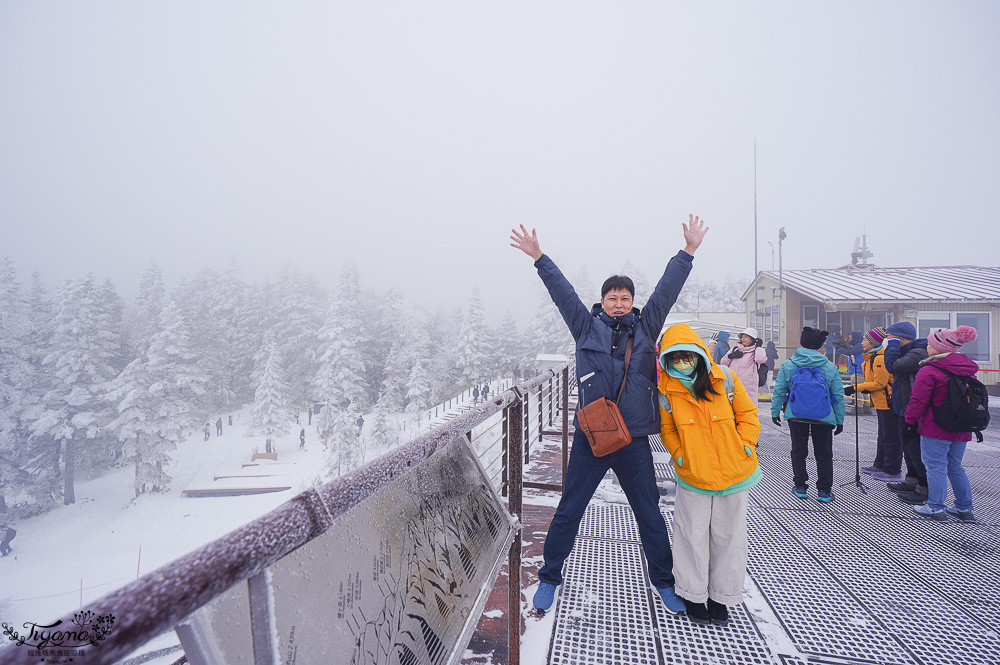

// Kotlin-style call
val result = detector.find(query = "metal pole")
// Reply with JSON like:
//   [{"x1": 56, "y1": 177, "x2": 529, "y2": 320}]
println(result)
[
  {"x1": 507, "y1": 392, "x2": 524, "y2": 665},
  {"x1": 501, "y1": 408, "x2": 509, "y2": 497},
  {"x1": 538, "y1": 388, "x2": 543, "y2": 443}
]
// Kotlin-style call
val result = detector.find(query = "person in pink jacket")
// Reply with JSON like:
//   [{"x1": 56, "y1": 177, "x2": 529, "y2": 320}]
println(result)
[
  {"x1": 720, "y1": 327, "x2": 768, "y2": 403},
  {"x1": 903, "y1": 325, "x2": 980, "y2": 523}
]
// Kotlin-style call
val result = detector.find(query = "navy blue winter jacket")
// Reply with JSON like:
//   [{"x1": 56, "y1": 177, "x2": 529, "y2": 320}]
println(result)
[
  {"x1": 883, "y1": 338, "x2": 929, "y2": 417},
  {"x1": 534, "y1": 251, "x2": 693, "y2": 436}
]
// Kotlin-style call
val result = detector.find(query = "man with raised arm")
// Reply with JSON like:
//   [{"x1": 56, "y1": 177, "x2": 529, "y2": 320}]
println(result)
[{"x1": 510, "y1": 215, "x2": 707, "y2": 614}]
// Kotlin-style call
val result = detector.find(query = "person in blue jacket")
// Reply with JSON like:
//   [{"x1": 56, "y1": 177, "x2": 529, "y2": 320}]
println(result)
[
  {"x1": 771, "y1": 327, "x2": 846, "y2": 503},
  {"x1": 510, "y1": 215, "x2": 708, "y2": 615}
]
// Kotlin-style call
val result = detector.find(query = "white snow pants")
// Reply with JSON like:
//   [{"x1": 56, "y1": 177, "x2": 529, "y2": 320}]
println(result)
[{"x1": 672, "y1": 485, "x2": 750, "y2": 606}]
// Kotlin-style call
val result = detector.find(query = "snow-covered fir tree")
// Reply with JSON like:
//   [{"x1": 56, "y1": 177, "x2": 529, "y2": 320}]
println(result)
[
  {"x1": 455, "y1": 285, "x2": 490, "y2": 385},
  {"x1": 129, "y1": 261, "x2": 166, "y2": 354},
  {"x1": 31, "y1": 273, "x2": 119, "y2": 505},
  {"x1": 108, "y1": 302, "x2": 205, "y2": 496},
  {"x1": 312, "y1": 265, "x2": 368, "y2": 453},
  {"x1": 270, "y1": 268, "x2": 324, "y2": 409},
  {"x1": 250, "y1": 336, "x2": 292, "y2": 453},
  {"x1": 404, "y1": 316, "x2": 434, "y2": 413}
]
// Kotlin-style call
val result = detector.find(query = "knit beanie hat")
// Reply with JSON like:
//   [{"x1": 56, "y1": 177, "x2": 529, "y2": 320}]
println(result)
[
  {"x1": 928, "y1": 326, "x2": 977, "y2": 354},
  {"x1": 885, "y1": 321, "x2": 917, "y2": 339},
  {"x1": 800, "y1": 327, "x2": 828, "y2": 350},
  {"x1": 864, "y1": 327, "x2": 886, "y2": 347}
]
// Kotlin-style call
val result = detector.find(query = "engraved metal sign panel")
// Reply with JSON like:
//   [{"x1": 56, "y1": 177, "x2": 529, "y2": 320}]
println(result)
[{"x1": 179, "y1": 436, "x2": 518, "y2": 665}]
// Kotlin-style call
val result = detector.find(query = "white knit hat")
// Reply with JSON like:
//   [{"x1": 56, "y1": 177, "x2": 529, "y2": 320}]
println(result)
[{"x1": 740, "y1": 327, "x2": 759, "y2": 339}]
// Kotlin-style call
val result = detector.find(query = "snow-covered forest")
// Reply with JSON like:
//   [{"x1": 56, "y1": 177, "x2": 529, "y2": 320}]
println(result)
[{"x1": 0, "y1": 257, "x2": 746, "y2": 519}]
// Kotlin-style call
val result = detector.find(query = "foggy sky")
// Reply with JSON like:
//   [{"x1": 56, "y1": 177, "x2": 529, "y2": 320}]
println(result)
[{"x1": 2, "y1": 1, "x2": 998, "y2": 323}]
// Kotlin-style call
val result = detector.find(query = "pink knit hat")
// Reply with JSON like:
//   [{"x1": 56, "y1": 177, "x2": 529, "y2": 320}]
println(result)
[{"x1": 928, "y1": 326, "x2": 977, "y2": 354}]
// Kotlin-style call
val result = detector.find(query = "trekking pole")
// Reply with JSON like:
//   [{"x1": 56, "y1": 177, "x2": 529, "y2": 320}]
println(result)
[{"x1": 841, "y1": 392, "x2": 868, "y2": 493}]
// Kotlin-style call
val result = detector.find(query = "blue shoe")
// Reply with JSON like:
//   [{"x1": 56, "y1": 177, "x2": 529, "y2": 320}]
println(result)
[
  {"x1": 945, "y1": 506, "x2": 977, "y2": 523},
  {"x1": 913, "y1": 504, "x2": 947, "y2": 522},
  {"x1": 657, "y1": 586, "x2": 687, "y2": 615},
  {"x1": 533, "y1": 582, "x2": 557, "y2": 611},
  {"x1": 861, "y1": 466, "x2": 882, "y2": 476},
  {"x1": 817, "y1": 490, "x2": 834, "y2": 503},
  {"x1": 871, "y1": 471, "x2": 905, "y2": 482},
  {"x1": 792, "y1": 486, "x2": 808, "y2": 499}
]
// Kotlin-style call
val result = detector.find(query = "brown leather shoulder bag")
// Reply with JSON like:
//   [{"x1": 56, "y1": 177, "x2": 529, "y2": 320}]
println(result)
[{"x1": 577, "y1": 336, "x2": 632, "y2": 456}]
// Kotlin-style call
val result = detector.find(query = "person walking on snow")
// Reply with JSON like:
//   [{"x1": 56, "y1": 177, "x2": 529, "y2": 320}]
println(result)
[
  {"x1": 903, "y1": 326, "x2": 980, "y2": 523},
  {"x1": 203, "y1": 423, "x2": 211, "y2": 441},
  {"x1": 1, "y1": 524, "x2": 16, "y2": 556},
  {"x1": 657, "y1": 324, "x2": 761, "y2": 626},
  {"x1": 510, "y1": 214, "x2": 708, "y2": 616},
  {"x1": 216, "y1": 418, "x2": 223, "y2": 436},
  {"x1": 472, "y1": 385, "x2": 480, "y2": 404},
  {"x1": 771, "y1": 327, "x2": 846, "y2": 503},
  {"x1": 720, "y1": 327, "x2": 768, "y2": 403},
  {"x1": 299, "y1": 427, "x2": 306, "y2": 449}
]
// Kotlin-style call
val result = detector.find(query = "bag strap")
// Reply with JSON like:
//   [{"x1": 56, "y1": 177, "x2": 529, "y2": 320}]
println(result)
[{"x1": 615, "y1": 336, "x2": 633, "y2": 404}]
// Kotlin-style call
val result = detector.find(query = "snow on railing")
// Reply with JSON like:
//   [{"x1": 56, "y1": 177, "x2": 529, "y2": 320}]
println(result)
[{"x1": 0, "y1": 363, "x2": 575, "y2": 665}]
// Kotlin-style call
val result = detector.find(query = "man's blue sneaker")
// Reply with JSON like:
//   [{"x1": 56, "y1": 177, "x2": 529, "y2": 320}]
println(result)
[
  {"x1": 657, "y1": 586, "x2": 687, "y2": 615},
  {"x1": 817, "y1": 490, "x2": 834, "y2": 503},
  {"x1": 533, "y1": 582, "x2": 557, "y2": 611},
  {"x1": 792, "y1": 486, "x2": 808, "y2": 499}
]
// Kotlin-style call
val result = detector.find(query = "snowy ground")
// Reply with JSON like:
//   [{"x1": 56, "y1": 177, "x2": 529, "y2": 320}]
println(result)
[{"x1": 0, "y1": 387, "x2": 491, "y2": 663}]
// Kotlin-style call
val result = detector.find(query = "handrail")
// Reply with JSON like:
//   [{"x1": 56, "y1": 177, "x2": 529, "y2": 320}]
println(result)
[{"x1": 0, "y1": 363, "x2": 575, "y2": 665}]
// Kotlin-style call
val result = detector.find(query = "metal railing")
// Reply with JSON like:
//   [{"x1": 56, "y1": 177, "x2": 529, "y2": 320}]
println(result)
[{"x1": 0, "y1": 364, "x2": 575, "y2": 665}]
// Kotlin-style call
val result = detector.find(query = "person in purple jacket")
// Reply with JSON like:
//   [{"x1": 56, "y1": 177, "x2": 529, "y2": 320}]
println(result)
[{"x1": 903, "y1": 325, "x2": 980, "y2": 523}]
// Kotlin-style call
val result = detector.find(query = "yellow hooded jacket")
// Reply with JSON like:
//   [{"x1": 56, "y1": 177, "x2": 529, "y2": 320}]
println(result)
[
  {"x1": 658, "y1": 324, "x2": 762, "y2": 492},
  {"x1": 855, "y1": 348, "x2": 893, "y2": 410}
]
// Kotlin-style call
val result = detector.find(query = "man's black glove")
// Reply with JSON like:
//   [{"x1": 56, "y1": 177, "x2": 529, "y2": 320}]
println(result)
[
  {"x1": 729, "y1": 348, "x2": 744, "y2": 359},
  {"x1": 834, "y1": 424, "x2": 844, "y2": 435},
  {"x1": 843, "y1": 386, "x2": 855, "y2": 396},
  {"x1": 771, "y1": 415, "x2": 781, "y2": 426},
  {"x1": 756, "y1": 337, "x2": 764, "y2": 347},
  {"x1": 903, "y1": 421, "x2": 919, "y2": 438}
]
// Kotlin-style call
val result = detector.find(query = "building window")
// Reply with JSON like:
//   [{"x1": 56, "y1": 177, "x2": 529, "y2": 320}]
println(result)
[
  {"x1": 802, "y1": 304, "x2": 820, "y2": 330},
  {"x1": 917, "y1": 312, "x2": 991, "y2": 363},
  {"x1": 957, "y1": 313, "x2": 990, "y2": 362}
]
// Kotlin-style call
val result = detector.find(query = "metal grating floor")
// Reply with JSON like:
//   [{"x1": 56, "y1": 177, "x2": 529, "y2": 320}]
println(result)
[{"x1": 543, "y1": 408, "x2": 1000, "y2": 665}]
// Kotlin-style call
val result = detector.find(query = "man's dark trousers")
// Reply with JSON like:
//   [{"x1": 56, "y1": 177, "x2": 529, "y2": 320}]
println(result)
[
  {"x1": 899, "y1": 419, "x2": 928, "y2": 490},
  {"x1": 788, "y1": 421, "x2": 834, "y2": 491},
  {"x1": 874, "y1": 409, "x2": 903, "y2": 475},
  {"x1": 538, "y1": 431, "x2": 674, "y2": 589}
]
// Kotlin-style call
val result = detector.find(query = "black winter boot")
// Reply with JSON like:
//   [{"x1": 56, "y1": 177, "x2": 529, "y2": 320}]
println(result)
[
  {"x1": 707, "y1": 599, "x2": 729, "y2": 625},
  {"x1": 684, "y1": 599, "x2": 711, "y2": 624}
]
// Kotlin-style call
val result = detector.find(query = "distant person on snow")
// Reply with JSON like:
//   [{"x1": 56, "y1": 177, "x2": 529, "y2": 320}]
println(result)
[
  {"x1": 300, "y1": 427, "x2": 306, "y2": 449},
  {"x1": 510, "y1": 214, "x2": 708, "y2": 616},
  {"x1": 356, "y1": 415, "x2": 364, "y2": 437},
  {"x1": 771, "y1": 327, "x2": 846, "y2": 503},
  {"x1": 1, "y1": 524, "x2": 16, "y2": 556},
  {"x1": 473, "y1": 385, "x2": 480, "y2": 404},
  {"x1": 707, "y1": 330, "x2": 731, "y2": 365},
  {"x1": 216, "y1": 418, "x2": 223, "y2": 436},
  {"x1": 482, "y1": 383, "x2": 490, "y2": 400},
  {"x1": 204, "y1": 423, "x2": 211, "y2": 441},
  {"x1": 720, "y1": 327, "x2": 768, "y2": 403}
]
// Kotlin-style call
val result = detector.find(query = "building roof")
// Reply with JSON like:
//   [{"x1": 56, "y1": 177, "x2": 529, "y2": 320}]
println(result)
[{"x1": 745, "y1": 265, "x2": 1000, "y2": 305}]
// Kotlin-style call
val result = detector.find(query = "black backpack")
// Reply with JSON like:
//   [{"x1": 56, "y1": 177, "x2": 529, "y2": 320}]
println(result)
[{"x1": 932, "y1": 368, "x2": 990, "y2": 442}]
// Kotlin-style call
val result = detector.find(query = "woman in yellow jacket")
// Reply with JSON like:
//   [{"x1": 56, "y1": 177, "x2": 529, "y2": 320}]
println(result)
[
  {"x1": 843, "y1": 327, "x2": 901, "y2": 481},
  {"x1": 658, "y1": 323, "x2": 761, "y2": 625}
]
